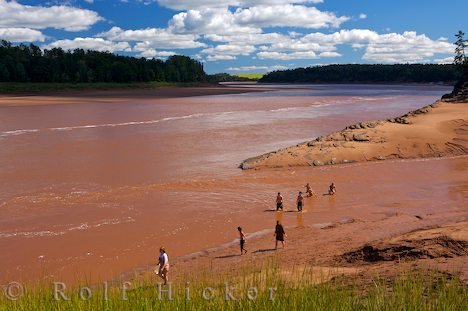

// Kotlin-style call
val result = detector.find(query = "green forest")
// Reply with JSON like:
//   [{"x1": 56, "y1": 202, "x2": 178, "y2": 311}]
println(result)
[
  {"x1": 0, "y1": 40, "x2": 206, "y2": 83},
  {"x1": 259, "y1": 64, "x2": 461, "y2": 84},
  {"x1": 1, "y1": 39, "x2": 466, "y2": 86}
]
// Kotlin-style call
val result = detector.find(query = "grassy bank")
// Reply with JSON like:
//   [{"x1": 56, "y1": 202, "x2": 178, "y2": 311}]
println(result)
[
  {"x1": 233, "y1": 73, "x2": 264, "y2": 80},
  {"x1": 1, "y1": 264, "x2": 466, "y2": 310},
  {"x1": 0, "y1": 82, "x2": 215, "y2": 94}
]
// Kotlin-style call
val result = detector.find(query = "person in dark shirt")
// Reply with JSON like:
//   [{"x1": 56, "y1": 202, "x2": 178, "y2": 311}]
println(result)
[
  {"x1": 238, "y1": 226, "x2": 248, "y2": 255},
  {"x1": 274, "y1": 221, "x2": 286, "y2": 249},
  {"x1": 276, "y1": 192, "x2": 283, "y2": 211},
  {"x1": 297, "y1": 191, "x2": 304, "y2": 212}
]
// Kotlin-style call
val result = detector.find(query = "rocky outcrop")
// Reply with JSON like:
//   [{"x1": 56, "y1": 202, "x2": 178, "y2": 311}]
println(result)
[{"x1": 442, "y1": 81, "x2": 468, "y2": 103}]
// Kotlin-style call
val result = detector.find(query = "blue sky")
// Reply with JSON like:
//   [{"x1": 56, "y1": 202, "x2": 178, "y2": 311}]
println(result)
[{"x1": 0, "y1": 0, "x2": 467, "y2": 74}]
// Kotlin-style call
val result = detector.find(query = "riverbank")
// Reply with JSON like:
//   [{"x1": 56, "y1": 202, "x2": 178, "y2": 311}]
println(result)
[{"x1": 240, "y1": 100, "x2": 468, "y2": 170}]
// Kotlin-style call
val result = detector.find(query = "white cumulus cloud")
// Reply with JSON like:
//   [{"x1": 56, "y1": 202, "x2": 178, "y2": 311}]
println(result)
[
  {"x1": 363, "y1": 31, "x2": 453, "y2": 63},
  {"x1": 43, "y1": 37, "x2": 131, "y2": 52},
  {"x1": 169, "y1": 8, "x2": 261, "y2": 35},
  {"x1": 257, "y1": 51, "x2": 318, "y2": 60},
  {"x1": 98, "y1": 26, "x2": 206, "y2": 49},
  {"x1": 0, "y1": 0, "x2": 103, "y2": 31},
  {"x1": 227, "y1": 65, "x2": 289, "y2": 72},
  {"x1": 202, "y1": 44, "x2": 256, "y2": 56},
  {"x1": 202, "y1": 43, "x2": 256, "y2": 61},
  {"x1": 136, "y1": 49, "x2": 176, "y2": 58},
  {"x1": 319, "y1": 51, "x2": 341, "y2": 57},
  {"x1": 0, "y1": 27, "x2": 45, "y2": 42},
  {"x1": 234, "y1": 5, "x2": 348, "y2": 29},
  {"x1": 169, "y1": 5, "x2": 347, "y2": 35},
  {"x1": 254, "y1": 29, "x2": 453, "y2": 63},
  {"x1": 204, "y1": 32, "x2": 289, "y2": 45},
  {"x1": 157, "y1": 0, "x2": 323, "y2": 10},
  {"x1": 433, "y1": 56, "x2": 454, "y2": 64},
  {"x1": 207, "y1": 54, "x2": 237, "y2": 61}
]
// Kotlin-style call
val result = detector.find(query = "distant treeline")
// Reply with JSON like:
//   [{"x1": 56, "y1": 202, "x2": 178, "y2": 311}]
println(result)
[
  {"x1": 259, "y1": 64, "x2": 461, "y2": 84},
  {"x1": 0, "y1": 40, "x2": 206, "y2": 83}
]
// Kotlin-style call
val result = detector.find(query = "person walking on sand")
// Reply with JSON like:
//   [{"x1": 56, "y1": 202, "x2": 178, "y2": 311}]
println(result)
[
  {"x1": 274, "y1": 221, "x2": 286, "y2": 249},
  {"x1": 276, "y1": 192, "x2": 283, "y2": 211},
  {"x1": 238, "y1": 226, "x2": 248, "y2": 255},
  {"x1": 329, "y1": 182, "x2": 336, "y2": 195},
  {"x1": 156, "y1": 247, "x2": 169, "y2": 285},
  {"x1": 305, "y1": 183, "x2": 315, "y2": 197},
  {"x1": 297, "y1": 191, "x2": 304, "y2": 212}
]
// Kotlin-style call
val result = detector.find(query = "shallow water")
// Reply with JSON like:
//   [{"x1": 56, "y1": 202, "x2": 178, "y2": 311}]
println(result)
[{"x1": 1, "y1": 84, "x2": 465, "y2": 283}]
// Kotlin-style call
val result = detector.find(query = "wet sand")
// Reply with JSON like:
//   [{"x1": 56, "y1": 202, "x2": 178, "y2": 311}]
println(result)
[
  {"x1": 160, "y1": 206, "x2": 468, "y2": 286},
  {"x1": 1, "y1": 84, "x2": 466, "y2": 285}
]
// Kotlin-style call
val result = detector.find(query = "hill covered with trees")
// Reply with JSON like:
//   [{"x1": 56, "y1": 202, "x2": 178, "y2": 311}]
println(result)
[
  {"x1": 0, "y1": 40, "x2": 206, "y2": 83},
  {"x1": 259, "y1": 64, "x2": 461, "y2": 84}
]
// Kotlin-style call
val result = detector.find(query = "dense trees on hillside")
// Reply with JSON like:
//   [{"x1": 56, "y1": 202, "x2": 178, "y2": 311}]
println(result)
[
  {"x1": 259, "y1": 64, "x2": 461, "y2": 84},
  {"x1": 0, "y1": 40, "x2": 206, "y2": 83}
]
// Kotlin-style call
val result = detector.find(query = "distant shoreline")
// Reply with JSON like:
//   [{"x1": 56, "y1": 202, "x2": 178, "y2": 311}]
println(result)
[
  {"x1": 0, "y1": 82, "x2": 267, "y2": 96},
  {"x1": 0, "y1": 84, "x2": 267, "y2": 107}
]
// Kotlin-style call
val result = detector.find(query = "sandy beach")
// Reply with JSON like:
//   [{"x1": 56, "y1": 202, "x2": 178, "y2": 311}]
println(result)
[
  {"x1": 0, "y1": 84, "x2": 466, "y2": 288},
  {"x1": 241, "y1": 100, "x2": 468, "y2": 169},
  {"x1": 154, "y1": 204, "x2": 467, "y2": 286}
]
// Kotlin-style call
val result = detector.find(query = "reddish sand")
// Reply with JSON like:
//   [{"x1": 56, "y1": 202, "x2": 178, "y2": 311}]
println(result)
[
  {"x1": 154, "y1": 207, "x2": 468, "y2": 286},
  {"x1": 241, "y1": 101, "x2": 468, "y2": 169},
  {"x1": 0, "y1": 84, "x2": 466, "y2": 286}
]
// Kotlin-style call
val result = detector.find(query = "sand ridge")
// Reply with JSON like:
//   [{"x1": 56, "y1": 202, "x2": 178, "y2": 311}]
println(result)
[{"x1": 240, "y1": 101, "x2": 468, "y2": 170}]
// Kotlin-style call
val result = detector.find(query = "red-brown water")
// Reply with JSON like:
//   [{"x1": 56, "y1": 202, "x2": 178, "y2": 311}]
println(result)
[{"x1": 1, "y1": 84, "x2": 465, "y2": 284}]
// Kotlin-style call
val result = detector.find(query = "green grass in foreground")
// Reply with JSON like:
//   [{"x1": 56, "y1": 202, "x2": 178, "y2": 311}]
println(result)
[
  {"x1": 0, "y1": 82, "x2": 211, "y2": 93},
  {"x1": 1, "y1": 264, "x2": 466, "y2": 310},
  {"x1": 233, "y1": 73, "x2": 264, "y2": 80}
]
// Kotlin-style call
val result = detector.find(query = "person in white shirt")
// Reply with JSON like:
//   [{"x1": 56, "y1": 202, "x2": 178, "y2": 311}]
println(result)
[{"x1": 156, "y1": 247, "x2": 169, "y2": 285}]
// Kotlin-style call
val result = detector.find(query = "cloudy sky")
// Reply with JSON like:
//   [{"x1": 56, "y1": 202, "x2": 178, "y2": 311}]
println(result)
[{"x1": 1, "y1": 0, "x2": 467, "y2": 73}]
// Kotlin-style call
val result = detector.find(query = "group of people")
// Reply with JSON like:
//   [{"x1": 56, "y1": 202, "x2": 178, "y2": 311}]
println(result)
[
  {"x1": 239, "y1": 182, "x2": 337, "y2": 255},
  {"x1": 276, "y1": 191, "x2": 304, "y2": 212},
  {"x1": 158, "y1": 221, "x2": 286, "y2": 282},
  {"x1": 156, "y1": 182, "x2": 338, "y2": 283},
  {"x1": 276, "y1": 182, "x2": 337, "y2": 212},
  {"x1": 238, "y1": 220, "x2": 286, "y2": 255}
]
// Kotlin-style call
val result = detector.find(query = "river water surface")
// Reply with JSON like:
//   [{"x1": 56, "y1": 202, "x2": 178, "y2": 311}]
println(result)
[{"x1": 1, "y1": 84, "x2": 465, "y2": 283}]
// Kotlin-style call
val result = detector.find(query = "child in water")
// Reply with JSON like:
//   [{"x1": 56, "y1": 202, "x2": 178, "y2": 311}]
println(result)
[{"x1": 305, "y1": 183, "x2": 315, "y2": 197}]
